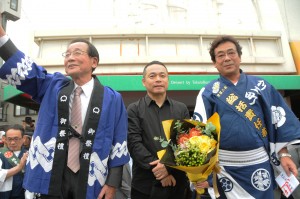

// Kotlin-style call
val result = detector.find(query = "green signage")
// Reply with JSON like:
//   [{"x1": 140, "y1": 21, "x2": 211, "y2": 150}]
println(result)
[
  {"x1": 4, "y1": 75, "x2": 300, "y2": 101},
  {"x1": 97, "y1": 75, "x2": 300, "y2": 91},
  {"x1": 97, "y1": 75, "x2": 218, "y2": 91}
]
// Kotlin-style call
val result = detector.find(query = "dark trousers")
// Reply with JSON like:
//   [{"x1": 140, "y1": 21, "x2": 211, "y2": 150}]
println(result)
[
  {"x1": 191, "y1": 189, "x2": 212, "y2": 199},
  {"x1": 131, "y1": 180, "x2": 190, "y2": 199},
  {"x1": 41, "y1": 167, "x2": 79, "y2": 199},
  {"x1": 131, "y1": 188, "x2": 149, "y2": 199}
]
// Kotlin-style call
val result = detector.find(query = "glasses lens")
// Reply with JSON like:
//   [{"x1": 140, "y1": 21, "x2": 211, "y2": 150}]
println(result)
[{"x1": 7, "y1": 137, "x2": 21, "y2": 142}]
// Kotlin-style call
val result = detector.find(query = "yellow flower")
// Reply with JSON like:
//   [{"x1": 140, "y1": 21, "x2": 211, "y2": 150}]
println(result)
[
  {"x1": 209, "y1": 139, "x2": 217, "y2": 150},
  {"x1": 157, "y1": 113, "x2": 221, "y2": 196},
  {"x1": 189, "y1": 135, "x2": 216, "y2": 154},
  {"x1": 189, "y1": 135, "x2": 202, "y2": 145}
]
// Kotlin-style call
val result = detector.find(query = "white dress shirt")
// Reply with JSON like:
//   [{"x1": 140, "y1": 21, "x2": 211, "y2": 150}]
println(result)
[{"x1": 71, "y1": 77, "x2": 94, "y2": 125}]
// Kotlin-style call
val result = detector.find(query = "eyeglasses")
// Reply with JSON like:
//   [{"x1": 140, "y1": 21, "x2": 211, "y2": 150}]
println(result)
[
  {"x1": 62, "y1": 50, "x2": 88, "y2": 58},
  {"x1": 216, "y1": 50, "x2": 238, "y2": 60},
  {"x1": 6, "y1": 137, "x2": 22, "y2": 143}
]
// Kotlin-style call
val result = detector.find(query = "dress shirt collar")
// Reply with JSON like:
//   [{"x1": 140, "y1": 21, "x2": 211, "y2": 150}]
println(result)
[
  {"x1": 145, "y1": 94, "x2": 170, "y2": 107},
  {"x1": 73, "y1": 77, "x2": 94, "y2": 98}
]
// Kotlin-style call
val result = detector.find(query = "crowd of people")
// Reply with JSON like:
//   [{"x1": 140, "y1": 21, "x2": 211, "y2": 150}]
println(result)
[{"x1": 1, "y1": 15, "x2": 300, "y2": 199}]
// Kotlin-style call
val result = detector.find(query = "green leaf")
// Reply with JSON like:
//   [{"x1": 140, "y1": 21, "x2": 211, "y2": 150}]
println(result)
[
  {"x1": 204, "y1": 122, "x2": 216, "y2": 136},
  {"x1": 161, "y1": 141, "x2": 169, "y2": 148}
]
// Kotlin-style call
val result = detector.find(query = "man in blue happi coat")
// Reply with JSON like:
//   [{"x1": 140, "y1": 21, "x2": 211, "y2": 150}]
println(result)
[
  {"x1": 193, "y1": 35, "x2": 300, "y2": 198},
  {"x1": 0, "y1": 124, "x2": 28, "y2": 199},
  {"x1": 0, "y1": 17, "x2": 129, "y2": 199}
]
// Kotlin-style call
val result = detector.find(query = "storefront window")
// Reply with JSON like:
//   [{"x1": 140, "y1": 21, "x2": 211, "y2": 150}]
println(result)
[{"x1": 14, "y1": 105, "x2": 37, "y2": 116}]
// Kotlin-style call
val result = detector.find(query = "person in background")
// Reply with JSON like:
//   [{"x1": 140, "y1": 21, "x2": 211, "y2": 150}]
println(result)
[
  {"x1": 23, "y1": 134, "x2": 32, "y2": 151},
  {"x1": 0, "y1": 124, "x2": 28, "y2": 199},
  {"x1": 0, "y1": 131, "x2": 5, "y2": 148},
  {"x1": 0, "y1": 15, "x2": 129, "y2": 199},
  {"x1": 127, "y1": 61, "x2": 191, "y2": 199},
  {"x1": 193, "y1": 35, "x2": 300, "y2": 198},
  {"x1": 114, "y1": 161, "x2": 132, "y2": 199},
  {"x1": 22, "y1": 117, "x2": 35, "y2": 134},
  {"x1": 22, "y1": 117, "x2": 35, "y2": 151}
]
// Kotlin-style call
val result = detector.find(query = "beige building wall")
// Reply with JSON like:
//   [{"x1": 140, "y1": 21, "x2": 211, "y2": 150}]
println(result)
[
  {"x1": 1, "y1": 0, "x2": 300, "y2": 126},
  {"x1": 29, "y1": 0, "x2": 296, "y2": 75}
]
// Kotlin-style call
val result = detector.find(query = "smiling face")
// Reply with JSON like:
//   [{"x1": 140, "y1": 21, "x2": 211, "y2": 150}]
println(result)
[
  {"x1": 213, "y1": 41, "x2": 241, "y2": 82},
  {"x1": 64, "y1": 42, "x2": 98, "y2": 85},
  {"x1": 142, "y1": 63, "x2": 169, "y2": 98}
]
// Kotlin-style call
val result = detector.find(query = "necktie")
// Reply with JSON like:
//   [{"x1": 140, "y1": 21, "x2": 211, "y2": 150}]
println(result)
[{"x1": 67, "y1": 86, "x2": 83, "y2": 173}]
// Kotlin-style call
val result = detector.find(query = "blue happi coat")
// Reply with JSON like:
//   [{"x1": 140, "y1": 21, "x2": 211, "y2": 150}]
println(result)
[
  {"x1": 0, "y1": 51, "x2": 129, "y2": 198},
  {"x1": 0, "y1": 148, "x2": 27, "y2": 199},
  {"x1": 193, "y1": 70, "x2": 300, "y2": 198}
]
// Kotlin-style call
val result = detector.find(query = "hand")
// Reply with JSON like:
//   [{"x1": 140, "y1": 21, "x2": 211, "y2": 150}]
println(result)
[
  {"x1": 281, "y1": 156, "x2": 298, "y2": 177},
  {"x1": 160, "y1": 175, "x2": 176, "y2": 187},
  {"x1": 19, "y1": 152, "x2": 29, "y2": 170},
  {"x1": 278, "y1": 148, "x2": 298, "y2": 177},
  {"x1": 97, "y1": 184, "x2": 116, "y2": 199},
  {"x1": 149, "y1": 160, "x2": 168, "y2": 180},
  {"x1": 194, "y1": 181, "x2": 209, "y2": 189}
]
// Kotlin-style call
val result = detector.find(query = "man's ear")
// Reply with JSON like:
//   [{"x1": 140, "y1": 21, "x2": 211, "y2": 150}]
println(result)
[
  {"x1": 92, "y1": 57, "x2": 98, "y2": 68},
  {"x1": 142, "y1": 78, "x2": 146, "y2": 87}
]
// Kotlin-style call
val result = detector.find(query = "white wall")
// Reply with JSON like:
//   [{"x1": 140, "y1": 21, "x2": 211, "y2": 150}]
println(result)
[{"x1": 276, "y1": 0, "x2": 300, "y2": 41}]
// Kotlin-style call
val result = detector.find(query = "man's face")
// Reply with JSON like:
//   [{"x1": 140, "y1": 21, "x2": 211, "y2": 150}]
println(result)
[
  {"x1": 4, "y1": 129, "x2": 24, "y2": 151},
  {"x1": 213, "y1": 41, "x2": 241, "y2": 78},
  {"x1": 142, "y1": 64, "x2": 169, "y2": 96},
  {"x1": 64, "y1": 42, "x2": 98, "y2": 82},
  {"x1": 23, "y1": 135, "x2": 31, "y2": 148}
]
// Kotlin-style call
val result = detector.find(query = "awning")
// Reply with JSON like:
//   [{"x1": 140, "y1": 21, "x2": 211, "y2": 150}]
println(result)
[
  {"x1": 4, "y1": 75, "x2": 300, "y2": 110},
  {"x1": 4, "y1": 87, "x2": 40, "y2": 110}
]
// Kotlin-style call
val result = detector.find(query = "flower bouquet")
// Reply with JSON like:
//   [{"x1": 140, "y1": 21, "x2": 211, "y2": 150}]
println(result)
[{"x1": 155, "y1": 112, "x2": 221, "y2": 198}]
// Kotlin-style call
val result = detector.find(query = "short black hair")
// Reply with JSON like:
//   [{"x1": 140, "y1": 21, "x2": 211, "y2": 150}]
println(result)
[
  {"x1": 142, "y1": 60, "x2": 168, "y2": 77},
  {"x1": 4, "y1": 124, "x2": 25, "y2": 137},
  {"x1": 209, "y1": 35, "x2": 242, "y2": 63}
]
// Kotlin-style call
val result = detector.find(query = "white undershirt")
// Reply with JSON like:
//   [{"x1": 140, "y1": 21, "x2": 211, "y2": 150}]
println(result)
[{"x1": 13, "y1": 151, "x2": 21, "y2": 157}]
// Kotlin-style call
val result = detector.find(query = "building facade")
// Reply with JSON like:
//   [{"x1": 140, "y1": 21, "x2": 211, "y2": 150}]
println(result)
[{"x1": 1, "y1": 0, "x2": 300, "y2": 125}]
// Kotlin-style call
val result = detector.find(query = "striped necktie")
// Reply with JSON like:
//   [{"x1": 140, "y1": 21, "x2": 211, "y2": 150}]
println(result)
[{"x1": 67, "y1": 86, "x2": 83, "y2": 173}]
